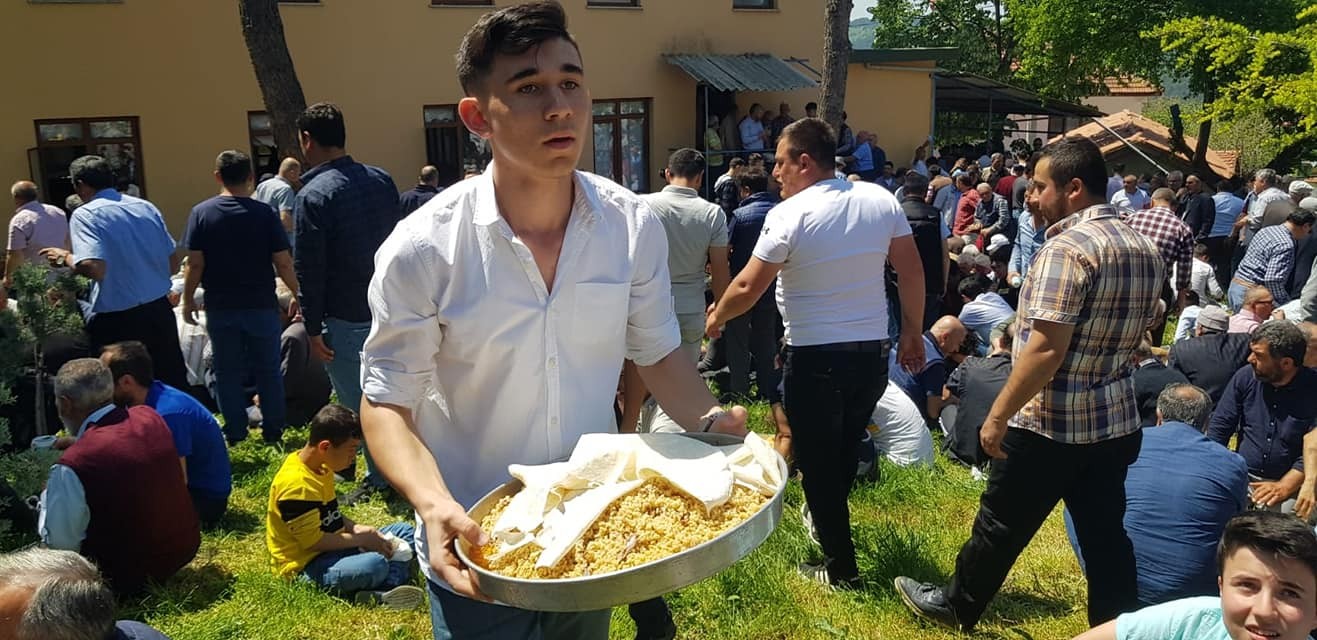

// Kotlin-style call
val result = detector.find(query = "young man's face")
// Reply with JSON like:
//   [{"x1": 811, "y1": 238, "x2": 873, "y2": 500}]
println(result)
[
  {"x1": 324, "y1": 438, "x2": 362, "y2": 473},
  {"x1": 1220, "y1": 546, "x2": 1317, "y2": 640},
  {"x1": 1029, "y1": 157, "x2": 1080, "y2": 226},
  {"x1": 772, "y1": 138, "x2": 810, "y2": 200},
  {"x1": 461, "y1": 37, "x2": 589, "y2": 181}
]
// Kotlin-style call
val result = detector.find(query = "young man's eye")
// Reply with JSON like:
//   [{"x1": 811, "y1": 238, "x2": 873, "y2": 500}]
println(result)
[
  {"x1": 518, "y1": 84, "x2": 539, "y2": 95},
  {"x1": 1283, "y1": 588, "x2": 1303, "y2": 600},
  {"x1": 562, "y1": 80, "x2": 580, "y2": 90}
]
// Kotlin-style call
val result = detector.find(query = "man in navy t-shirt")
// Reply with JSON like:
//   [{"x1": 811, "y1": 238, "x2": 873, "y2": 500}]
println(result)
[
  {"x1": 888, "y1": 316, "x2": 967, "y2": 429},
  {"x1": 101, "y1": 340, "x2": 232, "y2": 528},
  {"x1": 181, "y1": 150, "x2": 303, "y2": 444}
]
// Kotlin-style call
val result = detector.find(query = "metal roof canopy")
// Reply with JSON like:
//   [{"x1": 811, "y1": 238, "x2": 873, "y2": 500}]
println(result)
[
  {"x1": 936, "y1": 72, "x2": 1103, "y2": 118},
  {"x1": 663, "y1": 54, "x2": 819, "y2": 93}
]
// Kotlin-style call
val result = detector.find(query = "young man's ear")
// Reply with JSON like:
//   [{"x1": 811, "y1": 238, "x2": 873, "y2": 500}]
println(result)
[{"x1": 458, "y1": 97, "x2": 492, "y2": 140}]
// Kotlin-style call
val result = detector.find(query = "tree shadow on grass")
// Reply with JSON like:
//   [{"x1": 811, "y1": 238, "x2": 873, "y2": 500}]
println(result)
[
  {"x1": 120, "y1": 564, "x2": 237, "y2": 619},
  {"x1": 982, "y1": 590, "x2": 1076, "y2": 628},
  {"x1": 851, "y1": 521, "x2": 946, "y2": 599},
  {"x1": 208, "y1": 507, "x2": 261, "y2": 535}
]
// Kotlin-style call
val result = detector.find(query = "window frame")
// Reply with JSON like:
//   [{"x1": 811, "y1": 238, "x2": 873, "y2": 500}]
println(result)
[
  {"x1": 32, "y1": 115, "x2": 146, "y2": 197},
  {"x1": 587, "y1": 0, "x2": 640, "y2": 7},
  {"x1": 732, "y1": 0, "x2": 775, "y2": 8},
  {"x1": 430, "y1": 0, "x2": 493, "y2": 6},
  {"x1": 422, "y1": 104, "x2": 490, "y2": 185},
  {"x1": 591, "y1": 98, "x2": 651, "y2": 193}
]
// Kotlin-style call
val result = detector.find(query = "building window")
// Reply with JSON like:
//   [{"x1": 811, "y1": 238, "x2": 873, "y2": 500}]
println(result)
[
  {"x1": 31, "y1": 116, "x2": 143, "y2": 207},
  {"x1": 430, "y1": 0, "x2": 492, "y2": 5},
  {"x1": 732, "y1": 0, "x2": 774, "y2": 8},
  {"x1": 588, "y1": 0, "x2": 639, "y2": 6},
  {"x1": 423, "y1": 105, "x2": 491, "y2": 186},
  {"x1": 592, "y1": 99, "x2": 650, "y2": 193},
  {"x1": 247, "y1": 111, "x2": 282, "y2": 180}
]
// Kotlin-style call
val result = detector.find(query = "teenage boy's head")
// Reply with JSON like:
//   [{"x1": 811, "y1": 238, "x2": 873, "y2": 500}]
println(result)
[
  {"x1": 1216, "y1": 511, "x2": 1317, "y2": 640},
  {"x1": 455, "y1": 1, "x2": 586, "y2": 181},
  {"x1": 306, "y1": 405, "x2": 363, "y2": 472},
  {"x1": 664, "y1": 148, "x2": 706, "y2": 188}
]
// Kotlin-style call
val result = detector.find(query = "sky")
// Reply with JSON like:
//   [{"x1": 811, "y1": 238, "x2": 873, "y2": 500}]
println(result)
[{"x1": 852, "y1": 0, "x2": 877, "y2": 21}]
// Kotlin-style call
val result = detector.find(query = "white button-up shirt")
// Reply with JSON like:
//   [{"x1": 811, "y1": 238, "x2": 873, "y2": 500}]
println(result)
[{"x1": 361, "y1": 170, "x2": 681, "y2": 585}]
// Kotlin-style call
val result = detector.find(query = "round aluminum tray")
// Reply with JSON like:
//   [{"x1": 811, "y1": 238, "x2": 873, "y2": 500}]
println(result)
[{"x1": 454, "y1": 432, "x2": 788, "y2": 612}]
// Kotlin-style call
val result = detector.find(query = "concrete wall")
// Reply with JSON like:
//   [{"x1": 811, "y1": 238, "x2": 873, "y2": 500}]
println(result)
[{"x1": 3, "y1": 1, "x2": 930, "y2": 233}]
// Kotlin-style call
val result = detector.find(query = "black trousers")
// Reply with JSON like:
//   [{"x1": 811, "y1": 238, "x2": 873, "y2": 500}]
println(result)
[
  {"x1": 783, "y1": 342, "x2": 889, "y2": 582},
  {"x1": 946, "y1": 428, "x2": 1142, "y2": 628},
  {"x1": 725, "y1": 302, "x2": 780, "y2": 402},
  {"x1": 1203, "y1": 236, "x2": 1232, "y2": 291},
  {"x1": 87, "y1": 296, "x2": 189, "y2": 391}
]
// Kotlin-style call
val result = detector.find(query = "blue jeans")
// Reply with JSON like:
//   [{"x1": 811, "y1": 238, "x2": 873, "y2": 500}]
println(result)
[
  {"x1": 427, "y1": 580, "x2": 610, "y2": 640},
  {"x1": 208, "y1": 308, "x2": 285, "y2": 443},
  {"x1": 321, "y1": 317, "x2": 384, "y2": 486},
  {"x1": 301, "y1": 522, "x2": 414, "y2": 595},
  {"x1": 1227, "y1": 281, "x2": 1248, "y2": 313}
]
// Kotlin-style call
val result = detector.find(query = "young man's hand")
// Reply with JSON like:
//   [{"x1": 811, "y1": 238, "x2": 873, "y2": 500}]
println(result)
[
  {"x1": 355, "y1": 527, "x2": 396, "y2": 557},
  {"x1": 421, "y1": 500, "x2": 491, "y2": 601}
]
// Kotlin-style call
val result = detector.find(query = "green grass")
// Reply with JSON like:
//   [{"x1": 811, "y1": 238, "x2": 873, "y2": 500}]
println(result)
[{"x1": 114, "y1": 405, "x2": 1092, "y2": 640}]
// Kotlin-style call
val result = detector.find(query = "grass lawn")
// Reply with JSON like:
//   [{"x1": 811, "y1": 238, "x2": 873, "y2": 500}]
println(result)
[{"x1": 117, "y1": 402, "x2": 1093, "y2": 640}]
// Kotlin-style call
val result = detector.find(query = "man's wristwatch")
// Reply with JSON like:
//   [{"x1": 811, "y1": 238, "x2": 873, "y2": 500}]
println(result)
[{"x1": 699, "y1": 409, "x2": 727, "y2": 433}]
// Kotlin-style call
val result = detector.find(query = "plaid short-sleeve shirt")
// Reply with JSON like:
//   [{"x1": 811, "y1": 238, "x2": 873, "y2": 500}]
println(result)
[{"x1": 1011, "y1": 204, "x2": 1165, "y2": 444}]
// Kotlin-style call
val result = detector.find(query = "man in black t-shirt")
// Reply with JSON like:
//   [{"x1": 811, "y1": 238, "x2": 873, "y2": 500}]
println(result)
[
  {"x1": 182, "y1": 150, "x2": 303, "y2": 444},
  {"x1": 943, "y1": 317, "x2": 1014, "y2": 467}
]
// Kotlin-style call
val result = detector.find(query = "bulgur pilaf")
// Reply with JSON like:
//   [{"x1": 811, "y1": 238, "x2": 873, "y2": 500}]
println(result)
[{"x1": 473, "y1": 478, "x2": 768, "y2": 579}]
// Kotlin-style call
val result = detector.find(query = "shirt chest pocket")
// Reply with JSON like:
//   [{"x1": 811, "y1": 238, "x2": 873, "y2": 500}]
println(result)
[{"x1": 571, "y1": 282, "x2": 630, "y2": 348}]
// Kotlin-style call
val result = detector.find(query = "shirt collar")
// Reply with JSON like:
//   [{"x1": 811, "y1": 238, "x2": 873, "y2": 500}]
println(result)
[
  {"x1": 91, "y1": 188, "x2": 121, "y2": 204},
  {"x1": 413, "y1": 184, "x2": 440, "y2": 194},
  {"x1": 471, "y1": 168, "x2": 598, "y2": 230},
  {"x1": 300, "y1": 155, "x2": 354, "y2": 184},
  {"x1": 76, "y1": 403, "x2": 118, "y2": 439},
  {"x1": 16, "y1": 200, "x2": 44, "y2": 215},
  {"x1": 1138, "y1": 358, "x2": 1161, "y2": 369},
  {"x1": 1045, "y1": 203, "x2": 1121, "y2": 239},
  {"x1": 661, "y1": 185, "x2": 699, "y2": 198}
]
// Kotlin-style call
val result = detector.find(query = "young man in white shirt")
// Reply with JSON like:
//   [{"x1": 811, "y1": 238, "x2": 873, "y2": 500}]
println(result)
[
  {"x1": 356, "y1": 4, "x2": 746, "y2": 639},
  {"x1": 707, "y1": 118, "x2": 927, "y2": 588}
]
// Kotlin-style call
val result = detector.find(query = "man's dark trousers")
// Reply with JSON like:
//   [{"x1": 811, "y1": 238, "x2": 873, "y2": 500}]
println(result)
[
  {"x1": 946, "y1": 428, "x2": 1142, "y2": 628},
  {"x1": 725, "y1": 301, "x2": 779, "y2": 400},
  {"x1": 783, "y1": 341, "x2": 889, "y2": 583},
  {"x1": 86, "y1": 296, "x2": 189, "y2": 391}
]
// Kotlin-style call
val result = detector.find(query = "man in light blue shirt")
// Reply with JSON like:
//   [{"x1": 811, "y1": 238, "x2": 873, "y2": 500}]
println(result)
[
  {"x1": 1208, "y1": 184, "x2": 1245, "y2": 291},
  {"x1": 739, "y1": 104, "x2": 768, "y2": 152},
  {"x1": 957, "y1": 275, "x2": 1014, "y2": 352},
  {"x1": 40, "y1": 155, "x2": 187, "y2": 390}
]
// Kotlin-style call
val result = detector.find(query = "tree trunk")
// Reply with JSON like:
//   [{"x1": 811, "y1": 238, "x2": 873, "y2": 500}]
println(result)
[
  {"x1": 239, "y1": 0, "x2": 308, "y2": 163},
  {"x1": 1192, "y1": 117, "x2": 1213, "y2": 174},
  {"x1": 820, "y1": 0, "x2": 854, "y2": 134}
]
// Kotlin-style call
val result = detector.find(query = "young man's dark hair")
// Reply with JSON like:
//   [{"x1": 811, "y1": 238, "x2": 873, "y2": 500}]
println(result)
[
  {"x1": 454, "y1": 0, "x2": 577, "y2": 95},
  {"x1": 736, "y1": 167, "x2": 769, "y2": 195},
  {"x1": 1251, "y1": 320, "x2": 1308, "y2": 367},
  {"x1": 307, "y1": 404, "x2": 363, "y2": 448},
  {"x1": 955, "y1": 172, "x2": 976, "y2": 189},
  {"x1": 296, "y1": 102, "x2": 347, "y2": 149},
  {"x1": 778, "y1": 118, "x2": 836, "y2": 168},
  {"x1": 1037, "y1": 136, "x2": 1108, "y2": 198},
  {"x1": 1217, "y1": 510, "x2": 1317, "y2": 578},
  {"x1": 69, "y1": 155, "x2": 116, "y2": 191},
  {"x1": 100, "y1": 341, "x2": 154, "y2": 387},
  {"x1": 903, "y1": 171, "x2": 929, "y2": 198},
  {"x1": 958, "y1": 274, "x2": 991, "y2": 300},
  {"x1": 215, "y1": 150, "x2": 253, "y2": 187},
  {"x1": 804, "y1": 101, "x2": 818, "y2": 112},
  {"x1": 727, "y1": 157, "x2": 747, "y2": 172},
  {"x1": 666, "y1": 148, "x2": 706, "y2": 180}
]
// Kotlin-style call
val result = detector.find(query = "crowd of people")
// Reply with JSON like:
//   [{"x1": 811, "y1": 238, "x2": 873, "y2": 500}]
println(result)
[{"x1": 3, "y1": 2, "x2": 1317, "y2": 639}]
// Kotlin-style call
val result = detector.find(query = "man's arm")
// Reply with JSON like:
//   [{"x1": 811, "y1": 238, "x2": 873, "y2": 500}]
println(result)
[
  {"x1": 1302, "y1": 257, "x2": 1317, "y2": 322},
  {"x1": 889, "y1": 235, "x2": 927, "y2": 371},
  {"x1": 1071, "y1": 620, "x2": 1117, "y2": 640},
  {"x1": 1205, "y1": 372, "x2": 1242, "y2": 446},
  {"x1": 4, "y1": 249, "x2": 22, "y2": 287},
  {"x1": 707, "y1": 256, "x2": 781, "y2": 335},
  {"x1": 181, "y1": 251, "x2": 205, "y2": 325},
  {"x1": 38, "y1": 465, "x2": 89, "y2": 551},
  {"x1": 293, "y1": 193, "x2": 327, "y2": 337},
  {"x1": 707, "y1": 246, "x2": 731, "y2": 301},
  {"x1": 1295, "y1": 429, "x2": 1317, "y2": 519},
  {"x1": 980, "y1": 318, "x2": 1074, "y2": 458},
  {"x1": 1252, "y1": 468, "x2": 1304, "y2": 508},
  {"x1": 635, "y1": 350, "x2": 745, "y2": 434},
  {"x1": 272, "y1": 250, "x2": 301, "y2": 315}
]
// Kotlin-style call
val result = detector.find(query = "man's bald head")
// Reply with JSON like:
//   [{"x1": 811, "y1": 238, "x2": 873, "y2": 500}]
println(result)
[
  {"x1": 278, "y1": 157, "x2": 301, "y2": 180},
  {"x1": 1243, "y1": 285, "x2": 1272, "y2": 308},
  {"x1": 10, "y1": 181, "x2": 38, "y2": 204},
  {"x1": 976, "y1": 183, "x2": 992, "y2": 197},
  {"x1": 419, "y1": 165, "x2": 440, "y2": 186},
  {"x1": 1156, "y1": 383, "x2": 1212, "y2": 430},
  {"x1": 930, "y1": 315, "x2": 968, "y2": 353}
]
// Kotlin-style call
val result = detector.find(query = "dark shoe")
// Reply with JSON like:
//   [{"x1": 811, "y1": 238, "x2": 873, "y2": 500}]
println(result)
[
  {"x1": 798, "y1": 561, "x2": 861, "y2": 590},
  {"x1": 353, "y1": 585, "x2": 425, "y2": 610},
  {"x1": 894, "y1": 576, "x2": 964, "y2": 631},
  {"x1": 344, "y1": 482, "x2": 384, "y2": 506},
  {"x1": 634, "y1": 619, "x2": 676, "y2": 640}
]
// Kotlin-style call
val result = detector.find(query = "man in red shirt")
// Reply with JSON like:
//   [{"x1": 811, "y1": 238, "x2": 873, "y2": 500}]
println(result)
[{"x1": 952, "y1": 173, "x2": 982, "y2": 238}]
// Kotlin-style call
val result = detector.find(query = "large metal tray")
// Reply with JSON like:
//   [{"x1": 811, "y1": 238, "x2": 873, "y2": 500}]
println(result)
[{"x1": 454, "y1": 432, "x2": 788, "y2": 612}]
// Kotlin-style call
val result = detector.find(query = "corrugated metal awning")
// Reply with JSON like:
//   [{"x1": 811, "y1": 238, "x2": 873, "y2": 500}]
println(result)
[{"x1": 663, "y1": 54, "x2": 818, "y2": 92}]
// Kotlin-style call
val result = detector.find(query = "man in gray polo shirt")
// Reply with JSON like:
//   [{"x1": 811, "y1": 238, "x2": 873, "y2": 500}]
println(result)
[{"x1": 630, "y1": 148, "x2": 730, "y2": 433}]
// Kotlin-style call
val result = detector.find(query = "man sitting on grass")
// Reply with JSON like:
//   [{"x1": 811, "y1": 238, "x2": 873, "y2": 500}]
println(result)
[
  {"x1": 265, "y1": 404, "x2": 422, "y2": 609},
  {"x1": 1073, "y1": 510, "x2": 1317, "y2": 640}
]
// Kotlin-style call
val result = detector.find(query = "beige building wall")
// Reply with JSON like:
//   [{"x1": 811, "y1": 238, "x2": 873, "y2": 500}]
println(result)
[
  {"x1": 2, "y1": 1, "x2": 930, "y2": 233},
  {"x1": 843, "y1": 62, "x2": 935, "y2": 171}
]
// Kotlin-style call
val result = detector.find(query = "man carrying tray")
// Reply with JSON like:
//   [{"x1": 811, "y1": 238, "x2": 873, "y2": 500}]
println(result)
[{"x1": 358, "y1": 3, "x2": 747, "y2": 639}]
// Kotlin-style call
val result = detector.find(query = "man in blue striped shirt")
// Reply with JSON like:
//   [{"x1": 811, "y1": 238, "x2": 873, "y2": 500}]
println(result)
[{"x1": 1229, "y1": 208, "x2": 1314, "y2": 312}]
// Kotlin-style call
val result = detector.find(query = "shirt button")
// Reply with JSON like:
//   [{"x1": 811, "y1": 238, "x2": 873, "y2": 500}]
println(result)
[
  {"x1": 550, "y1": 416, "x2": 559, "y2": 426},
  {"x1": 548, "y1": 357, "x2": 557, "y2": 368}
]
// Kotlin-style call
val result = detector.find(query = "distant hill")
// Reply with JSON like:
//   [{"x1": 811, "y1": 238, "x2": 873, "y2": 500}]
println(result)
[{"x1": 850, "y1": 18, "x2": 875, "y2": 50}]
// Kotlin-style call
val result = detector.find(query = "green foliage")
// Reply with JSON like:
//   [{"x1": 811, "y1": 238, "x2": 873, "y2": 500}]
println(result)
[
  {"x1": 1143, "y1": 97, "x2": 1288, "y2": 174},
  {"x1": 1151, "y1": 4, "x2": 1317, "y2": 168},
  {"x1": 869, "y1": 0, "x2": 1014, "y2": 80}
]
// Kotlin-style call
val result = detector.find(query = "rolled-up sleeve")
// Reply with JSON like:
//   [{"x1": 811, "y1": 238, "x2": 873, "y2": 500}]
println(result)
[
  {"x1": 625, "y1": 206, "x2": 681, "y2": 367},
  {"x1": 1025, "y1": 243, "x2": 1091, "y2": 325},
  {"x1": 8, "y1": 213, "x2": 32, "y2": 251},
  {"x1": 361, "y1": 225, "x2": 442, "y2": 412}
]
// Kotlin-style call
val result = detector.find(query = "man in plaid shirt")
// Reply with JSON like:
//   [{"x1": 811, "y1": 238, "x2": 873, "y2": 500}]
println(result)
[
  {"x1": 1228, "y1": 208, "x2": 1315, "y2": 312},
  {"x1": 1124, "y1": 187, "x2": 1194, "y2": 314},
  {"x1": 897, "y1": 137, "x2": 1164, "y2": 632}
]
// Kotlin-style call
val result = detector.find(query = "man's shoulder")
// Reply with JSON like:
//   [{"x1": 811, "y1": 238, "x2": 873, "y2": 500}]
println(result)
[{"x1": 153, "y1": 383, "x2": 215, "y2": 421}]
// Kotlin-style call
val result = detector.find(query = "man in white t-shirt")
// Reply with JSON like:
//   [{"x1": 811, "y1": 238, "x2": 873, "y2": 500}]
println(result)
[
  {"x1": 870, "y1": 383, "x2": 934, "y2": 468},
  {"x1": 357, "y1": 5, "x2": 747, "y2": 639},
  {"x1": 707, "y1": 117, "x2": 927, "y2": 589},
  {"x1": 1110, "y1": 174, "x2": 1150, "y2": 211}
]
